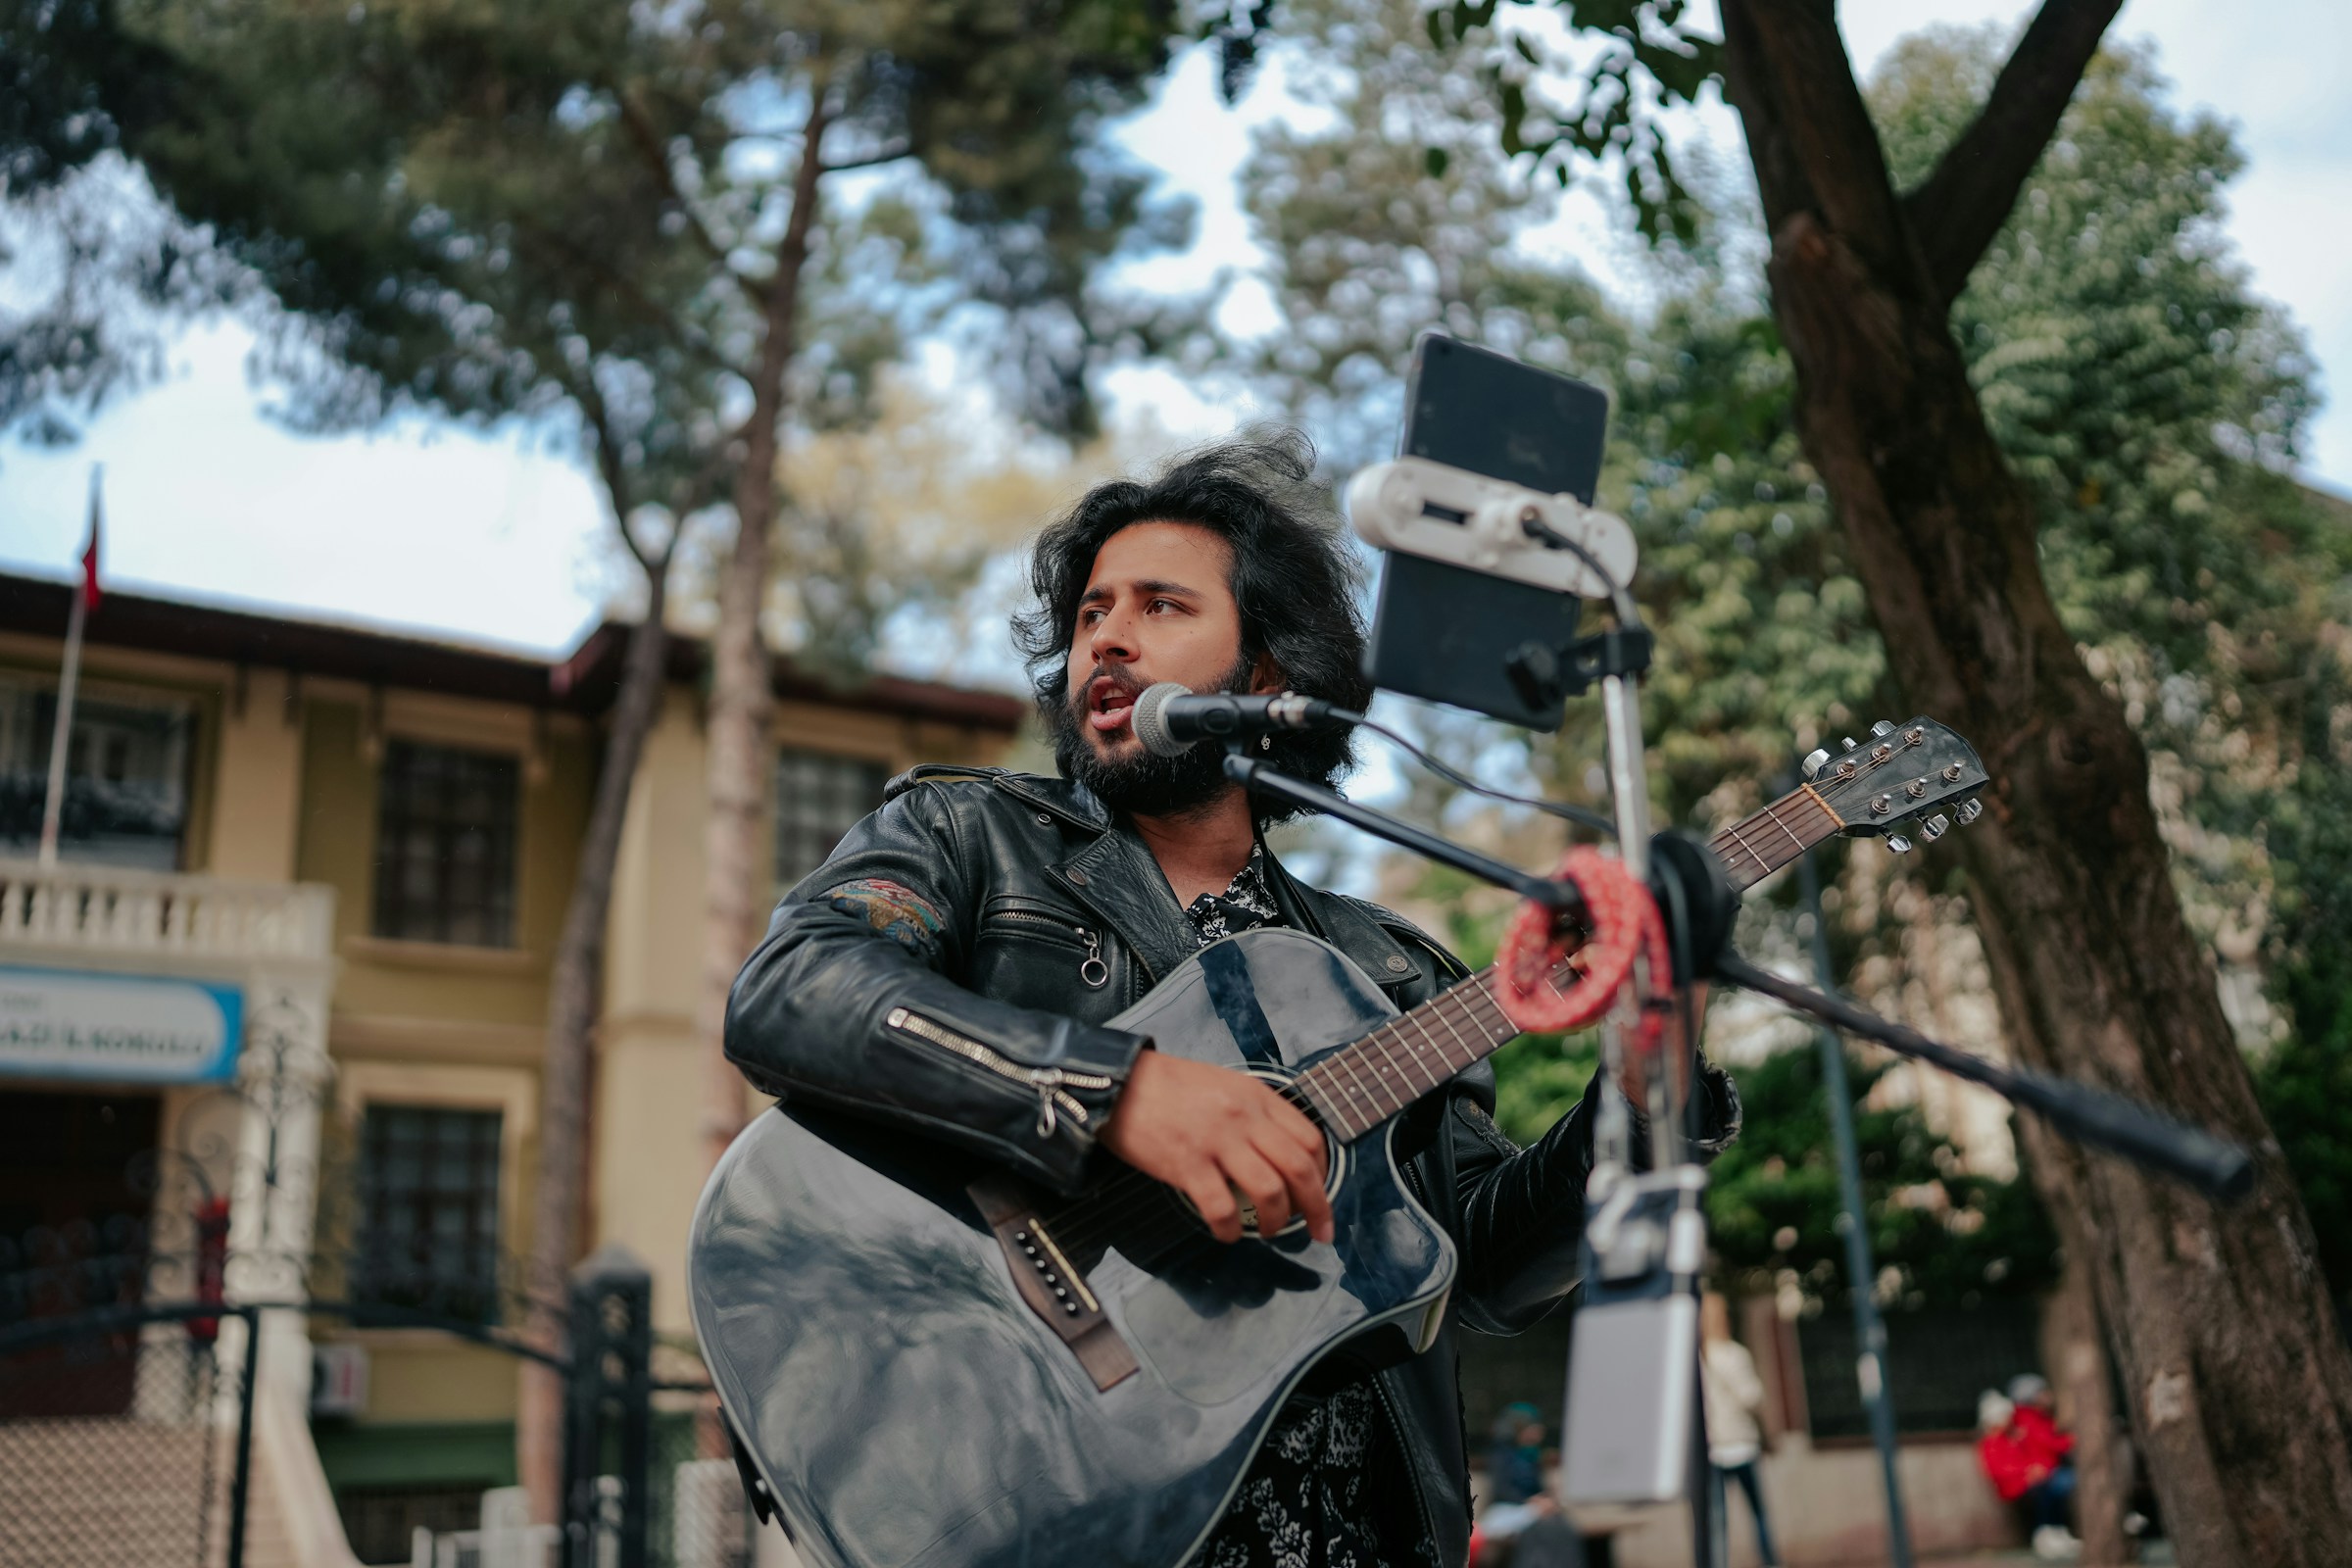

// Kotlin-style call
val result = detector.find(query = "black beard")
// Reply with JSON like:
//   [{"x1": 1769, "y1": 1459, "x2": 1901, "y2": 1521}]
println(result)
[{"x1": 1050, "y1": 655, "x2": 1254, "y2": 819}]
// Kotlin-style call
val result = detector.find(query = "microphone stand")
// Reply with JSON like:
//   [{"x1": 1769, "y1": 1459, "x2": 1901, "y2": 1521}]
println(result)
[
  {"x1": 1710, "y1": 955, "x2": 2252, "y2": 1199},
  {"x1": 1228, "y1": 752, "x2": 2255, "y2": 1190},
  {"x1": 1223, "y1": 756, "x2": 1586, "y2": 918},
  {"x1": 1795, "y1": 836, "x2": 1915, "y2": 1568},
  {"x1": 1220, "y1": 752, "x2": 2255, "y2": 1567}
]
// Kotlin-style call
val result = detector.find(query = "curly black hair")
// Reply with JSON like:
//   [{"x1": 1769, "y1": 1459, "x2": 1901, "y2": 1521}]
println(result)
[{"x1": 1011, "y1": 428, "x2": 1373, "y2": 812}]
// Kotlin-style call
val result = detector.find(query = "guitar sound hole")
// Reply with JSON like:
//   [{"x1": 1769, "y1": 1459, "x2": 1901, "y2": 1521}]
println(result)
[{"x1": 1218, "y1": 1068, "x2": 1348, "y2": 1240}]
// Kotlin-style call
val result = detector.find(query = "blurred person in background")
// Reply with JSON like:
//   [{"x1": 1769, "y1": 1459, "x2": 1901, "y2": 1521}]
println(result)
[
  {"x1": 1488, "y1": 1401, "x2": 1547, "y2": 1506},
  {"x1": 1977, "y1": 1378, "x2": 2080, "y2": 1559},
  {"x1": 1699, "y1": 1292, "x2": 1780, "y2": 1567}
]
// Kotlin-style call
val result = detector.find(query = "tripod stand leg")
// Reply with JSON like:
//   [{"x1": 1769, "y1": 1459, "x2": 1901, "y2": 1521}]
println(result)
[{"x1": 1799, "y1": 847, "x2": 1916, "y2": 1568}]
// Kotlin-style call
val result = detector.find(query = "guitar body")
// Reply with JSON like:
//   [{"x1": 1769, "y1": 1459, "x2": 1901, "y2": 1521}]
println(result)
[{"x1": 689, "y1": 929, "x2": 1457, "y2": 1568}]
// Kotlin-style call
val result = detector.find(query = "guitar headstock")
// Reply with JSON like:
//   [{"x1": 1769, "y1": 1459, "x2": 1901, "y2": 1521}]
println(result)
[{"x1": 1802, "y1": 717, "x2": 1988, "y2": 853}]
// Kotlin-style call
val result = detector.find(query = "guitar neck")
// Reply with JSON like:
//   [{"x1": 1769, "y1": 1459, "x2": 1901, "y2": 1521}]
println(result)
[
  {"x1": 1295, "y1": 783, "x2": 1840, "y2": 1140},
  {"x1": 1702, "y1": 783, "x2": 1842, "y2": 896}
]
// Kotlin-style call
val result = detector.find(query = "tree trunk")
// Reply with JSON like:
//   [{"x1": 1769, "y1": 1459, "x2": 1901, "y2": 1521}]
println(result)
[
  {"x1": 697, "y1": 473, "x2": 777, "y2": 1176},
  {"x1": 698, "y1": 95, "x2": 834, "y2": 1177},
  {"x1": 518, "y1": 574, "x2": 672, "y2": 1523},
  {"x1": 1717, "y1": 4, "x2": 2352, "y2": 1561},
  {"x1": 2050, "y1": 1245, "x2": 2132, "y2": 1562}
]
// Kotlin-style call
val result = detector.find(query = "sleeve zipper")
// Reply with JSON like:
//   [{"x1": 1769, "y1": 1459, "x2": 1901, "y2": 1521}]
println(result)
[{"x1": 885, "y1": 1006, "x2": 1115, "y2": 1138}]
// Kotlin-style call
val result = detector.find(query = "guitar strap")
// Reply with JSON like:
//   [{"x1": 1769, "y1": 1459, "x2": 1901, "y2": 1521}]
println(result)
[{"x1": 1199, "y1": 938, "x2": 1284, "y2": 1068}]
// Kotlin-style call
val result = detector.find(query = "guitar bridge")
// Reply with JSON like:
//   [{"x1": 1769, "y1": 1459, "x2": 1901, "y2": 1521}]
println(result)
[{"x1": 968, "y1": 1174, "x2": 1139, "y2": 1393}]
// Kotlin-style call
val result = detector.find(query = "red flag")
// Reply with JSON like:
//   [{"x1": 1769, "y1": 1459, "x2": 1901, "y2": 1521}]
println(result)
[{"x1": 79, "y1": 468, "x2": 102, "y2": 612}]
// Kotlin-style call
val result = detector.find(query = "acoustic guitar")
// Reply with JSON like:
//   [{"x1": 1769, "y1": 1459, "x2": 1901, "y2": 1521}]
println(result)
[{"x1": 689, "y1": 719, "x2": 1987, "y2": 1568}]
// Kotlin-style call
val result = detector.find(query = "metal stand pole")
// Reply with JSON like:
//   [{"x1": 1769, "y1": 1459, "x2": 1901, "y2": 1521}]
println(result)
[
  {"x1": 1595, "y1": 662, "x2": 1712, "y2": 1568},
  {"x1": 1797, "y1": 846, "x2": 1915, "y2": 1568},
  {"x1": 1599, "y1": 671, "x2": 1680, "y2": 1171},
  {"x1": 226, "y1": 1304, "x2": 261, "y2": 1568}
]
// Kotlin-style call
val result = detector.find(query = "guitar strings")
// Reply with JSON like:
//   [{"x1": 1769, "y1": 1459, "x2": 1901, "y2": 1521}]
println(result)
[
  {"x1": 1032, "y1": 956, "x2": 1582, "y2": 1260},
  {"x1": 1042, "y1": 970, "x2": 1520, "y2": 1254},
  {"x1": 1034, "y1": 781, "x2": 1847, "y2": 1260}
]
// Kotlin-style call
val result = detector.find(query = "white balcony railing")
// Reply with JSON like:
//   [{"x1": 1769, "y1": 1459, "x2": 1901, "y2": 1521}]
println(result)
[{"x1": 0, "y1": 858, "x2": 335, "y2": 963}]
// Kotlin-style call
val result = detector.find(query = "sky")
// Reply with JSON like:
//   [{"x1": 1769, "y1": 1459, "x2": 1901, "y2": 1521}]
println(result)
[{"x1": 1, "y1": 0, "x2": 2345, "y2": 667}]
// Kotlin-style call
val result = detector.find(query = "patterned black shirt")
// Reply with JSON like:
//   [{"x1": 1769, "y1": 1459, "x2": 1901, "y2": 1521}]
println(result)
[{"x1": 1182, "y1": 850, "x2": 1432, "y2": 1568}]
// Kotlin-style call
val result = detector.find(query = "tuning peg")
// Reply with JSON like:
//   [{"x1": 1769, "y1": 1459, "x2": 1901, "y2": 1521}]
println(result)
[
  {"x1": 1919, "y1": 813, "x2": 1949, "y2": 843},
  {"x1": 1841, "y1": 736, "x2": 1859, "y2": 752},
  {"x1": 1870, "y1": 719, "x2": 1895, "y2": 738},
  {"x1": 1957, "y1": 799, "x2": 1984, "y2": 825},
  {"x1": 1800, "y1": 747, "x2": 1831, "y2": 780},
  {"x1": 1886, "y1": 834, "x2": 1914, "y2": 854}
]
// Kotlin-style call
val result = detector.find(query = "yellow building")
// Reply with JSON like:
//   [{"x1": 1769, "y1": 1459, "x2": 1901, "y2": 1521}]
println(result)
[{"x1": 0, "y1": 568, "x2": 1020, "y2": 1565}]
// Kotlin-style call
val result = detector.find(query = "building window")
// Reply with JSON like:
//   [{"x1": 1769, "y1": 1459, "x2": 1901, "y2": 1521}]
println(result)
[
  {"x1": 372, "y1": 740, "x2": 518, "y2": 947},
  {"x1": 0, "y1": 680, "x2": 194, "y2": 871},
  {"x1": 774, "y1": 748, "x2": 889, "y2": 888},
  {"x1": 350, "y1": 1104, "x2": 503, "y2": 1324}
]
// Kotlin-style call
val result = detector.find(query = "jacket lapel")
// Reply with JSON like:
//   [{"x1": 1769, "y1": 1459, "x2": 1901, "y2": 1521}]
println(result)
[
  {"x1": 1046, "y1": 828, "x2": 1198, "y2": 988},
  {"x1": 992, "y1": 770, "x2": 1422, "y2": 995},
  {"x1": 1261, "y1": 847, "x2": 1420, "y2": 996}
]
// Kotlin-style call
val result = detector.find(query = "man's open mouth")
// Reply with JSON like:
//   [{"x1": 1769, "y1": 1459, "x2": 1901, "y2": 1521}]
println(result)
[{"x1": 1087, "y1": 675, "x2": 1139, "y2": 734}]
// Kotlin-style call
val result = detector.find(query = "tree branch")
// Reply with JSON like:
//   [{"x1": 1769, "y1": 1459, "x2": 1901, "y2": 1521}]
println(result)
[
  {"x1": 571, "y1": 373, "x2": 657, "y2": 577},
  {"x1": 1903, "y1": 0, "x2": 2124, "y2": 306},
  {"x1": 1715, "y1": 0, "x2": 1812, "y2": 235},
  {"x1": 819, "y1": 141, "x2": 912, "y2": 175},
  {"x1": 738, "y1": 88, "x2": 834, "y2": 454},
  {"x1": 664, "y1": 436, "x2": 739, "y2": 529},
  {"x1": 1718, "y1": 1, "x2": 1910, "y2": 285},
  {"x1": 508, "y1": 213, "x2": 741, "y2": 378},
  {"x1": 612, "y1": 86, "x2": 767, "y2": 314}
]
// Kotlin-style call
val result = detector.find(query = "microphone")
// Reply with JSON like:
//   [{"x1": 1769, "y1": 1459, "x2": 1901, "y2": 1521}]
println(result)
[{"x1": 1129, "y1": 682, "x2": 1348, "y2": 758}]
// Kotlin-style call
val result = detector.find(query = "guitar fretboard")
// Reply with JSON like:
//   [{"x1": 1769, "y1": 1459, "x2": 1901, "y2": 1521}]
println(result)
[
  {"x1": 1294, "y1": 782, "x2": 1842, "y2": 1141},
  {"x1": 1294, "y1": 969, "x2": 1520, "y2": 1139},
  {"x1": 1704, "y1": 785, "x2": 1840, "y2": 892}
]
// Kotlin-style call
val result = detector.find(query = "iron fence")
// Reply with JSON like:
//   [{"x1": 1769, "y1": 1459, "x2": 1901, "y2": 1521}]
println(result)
[
  {"x1": 1798, "y1": 1298, "x2": 2044, "y2": 1437},
  {"x1": 0, "y1": 1299, "x2": 256, "y2": 1568}
]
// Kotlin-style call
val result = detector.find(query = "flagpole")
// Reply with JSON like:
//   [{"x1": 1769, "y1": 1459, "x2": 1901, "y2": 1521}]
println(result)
[
  {"x1": 36, "y1": 592, "x2": 85, "y2": 866},
  {"x1": 38, "y1": 466, "x2": 101, "y2": 866}
]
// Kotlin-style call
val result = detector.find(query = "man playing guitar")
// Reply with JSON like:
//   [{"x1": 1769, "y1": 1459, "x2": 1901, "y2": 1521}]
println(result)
[{"x1": 722, "y1": 430, "x2": 1740, "y2": 1568}]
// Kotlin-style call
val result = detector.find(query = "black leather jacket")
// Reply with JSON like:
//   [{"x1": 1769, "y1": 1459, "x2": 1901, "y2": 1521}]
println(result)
[{"x1": 724, "y1": 765, "x2": 1738, "y2": 1567}]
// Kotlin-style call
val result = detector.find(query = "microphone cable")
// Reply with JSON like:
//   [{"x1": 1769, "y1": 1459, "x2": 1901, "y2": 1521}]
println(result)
[
  {"x1": 1343, "y1": 498, "x2": 1642, "y2": 837},
  {"x1": 1327, "y1": 706, "x2": 1620, "y2": 840},
  {"x1": 1520, "y1": 511, "x2": 1644, "y2": 633}
]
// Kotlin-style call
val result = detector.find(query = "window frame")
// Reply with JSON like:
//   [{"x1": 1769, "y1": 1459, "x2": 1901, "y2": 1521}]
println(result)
[
  {"x1": 346, "y1": 1101, "x2": 508, "y2": 1327},
  {"x1": 0, "y1": 674, "x2": 198, "y2": 871},
  {"x1": 772, "y1": 746, "x2": 893, "y2": 890},
  {"x1": 370, "y1": 737, "x2": 522, "y2": 949}
]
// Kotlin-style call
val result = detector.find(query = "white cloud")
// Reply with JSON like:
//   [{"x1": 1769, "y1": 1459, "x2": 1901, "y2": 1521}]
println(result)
[{"x1": 0, "y1": 323, "x2": 618, "y2": 654}]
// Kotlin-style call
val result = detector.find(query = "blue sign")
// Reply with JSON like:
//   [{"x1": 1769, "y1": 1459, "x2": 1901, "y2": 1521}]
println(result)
[{"x1": 0, "y1": 965, "x2": 246, "y2": 1084}]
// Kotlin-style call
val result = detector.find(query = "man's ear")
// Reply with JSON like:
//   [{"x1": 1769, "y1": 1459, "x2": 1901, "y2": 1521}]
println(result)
[{"x1": 1248, "y1": 651, "x2": 1284, "y2": 695}]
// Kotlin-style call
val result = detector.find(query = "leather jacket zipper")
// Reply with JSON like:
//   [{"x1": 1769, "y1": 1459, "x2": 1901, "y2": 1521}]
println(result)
[
  {"x1": 885, "y1": 1006, "x2": 1113, "y2": 1137},
  {"x1": 1369, "y1": 1372, "x2": 1441, "y2": 1563},
  {"x1": 995, "y1": 909, "x2": 1110, "y2": 990}
]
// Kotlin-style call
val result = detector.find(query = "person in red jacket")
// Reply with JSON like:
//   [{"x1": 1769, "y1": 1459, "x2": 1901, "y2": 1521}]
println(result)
[{"x1": 1977, "y1": 1377, "x2": 2079, "y2": 1559}]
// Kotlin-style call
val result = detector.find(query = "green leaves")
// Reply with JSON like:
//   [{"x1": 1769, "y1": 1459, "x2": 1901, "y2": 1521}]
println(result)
[
  {"x1": 1703, "y1": 1042, "x2": 2059, "y2": 1306},
  {"x1": 6, "y1": 0, "x2": 1190, "y2": 484},
  {"x1": 1420, "y1": 0, "x2": 1722, "y2": 246},
  {"x1": 1233, "y1": 10, "x2": 2344, "y2": 1315}
]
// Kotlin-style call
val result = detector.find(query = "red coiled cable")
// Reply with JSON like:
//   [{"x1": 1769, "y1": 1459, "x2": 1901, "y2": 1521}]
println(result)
[{"x1": 1493, "y1": 846, "x2": 1671, "y2": 1042}]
